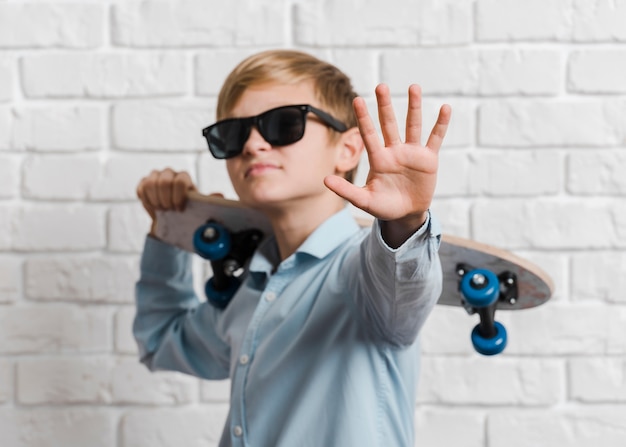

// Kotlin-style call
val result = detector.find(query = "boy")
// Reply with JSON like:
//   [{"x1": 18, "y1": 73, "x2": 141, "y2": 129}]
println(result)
[{"x1": 135, "y1": 50, "x2": 450, "y2": 447}]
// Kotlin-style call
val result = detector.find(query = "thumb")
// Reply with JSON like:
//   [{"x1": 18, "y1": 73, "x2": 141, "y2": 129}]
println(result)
[{"x1": 324, "y1": 175, "x2": 370, "y2": 211}]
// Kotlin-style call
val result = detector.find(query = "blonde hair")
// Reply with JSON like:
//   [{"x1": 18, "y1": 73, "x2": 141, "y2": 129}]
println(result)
[{"x1": 216, "y1": 50, "x2": 359, "y2": 182}]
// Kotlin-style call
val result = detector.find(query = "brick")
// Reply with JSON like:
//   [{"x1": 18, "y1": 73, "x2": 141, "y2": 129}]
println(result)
[
  {"x1": 478, "y1": 100, "x2": 626, "y2": 147},
  {"x1": 198, "y1": 154, "x2": 238, "y2": 199},
  {"x1": 568, "y1": 151, "x2": 626, "y2": 194},
  {"x1": 570, "y1": 357, "x2": 626, "y2": 402},
  {"x1": 429, "y1": 199, "x2": 471, "y2": 238},
  {"x1": 572, "y1": 252, "x2": 626, "y2": 303},
  {"x1": 90, "y1": 153, "x2": 196, "y2": 200},
  {"x1": 12, "y1": 106, "x2": 103, "y2": 151},
  {"x1": 112, "y1": 102, "x2": 211, "y2": 151},
  {"x1": 0, "y1": 360, "x2": 11, "y2": 403},
  {"x1": 0, "y1": 206, "x2": 15, "y2": 250},
  {"x1": 195, "y1": 50, "x2": 261, "y2": 96},
  {"x1": 25, "y1": 256, "x2": 138, "y2": 304},
  {"x1": 0, "y1": 107, "x2": 10, "y2": 150},
  {"x1": 0, "y1": 408, "x2": 116, "y2": 447},
  {"x1": 572, "y1": 0, "x2": 626, "y2": 41},
  {"x1": 201, "y1": 379, "x2": 230, "y2": 403},
  {"x1": 569, "y1": 50, "x2": 626, "y2": 93},
  {"x1": 295, "y1": 0, "x2": 471, "y2": 46},
  {"x1": 608, "y1": 307, "x2": 626, "y2": 354},
  {"x1": 436, "y1": 151, "x2": 471, "y2": 197},
  {"x1": 22, "y1": 53, "x2": 186, "y2": 98},
  {"x1": 420, "y1": 305, "x2": 476, "y2": 354},
  {"x1": 0, "y1": 3, "x2": 104, "y2": 49},
  {"x1": 472, "y1": 199, "x2": 623, "y2": 250},
  {"x1": 0, "y1": 258, "x2": 20, "y2": 303},
  {"x1": 121, "y1": 407, "x2": 229, "y2": 447},
  {"x1": 329, "y1": 50, "x2": 377, "y2": 97},
  {"x1": 476, "y1": 0, "x2": 573, "y2": 41},
  {"x1": 0, "y1": 305, "x2": 111, "y2": 354},
  {"x1": 0, "y1": 56, "x2": 13, "y2": 102},
  {"x1": 22, "y1": 154, "x2": 101, "y2": 199},
  {"x1": 488, "y1": 407, "x2": 626, "y2": 447},
  {"x1": 112, "y1": 1, "x2": 284, "y2": 47},
  {"x1": 112, "y1": 358, "x2": 198, "y2": 404},
  {"x1": 10, "y1": 205, "x2": 106, "y2": 252},
  {"x1": 415, "y1": 409, "x2": 485, "y2": 447},
  {"x1": 0, "y1": 154, "x2": 19, "y2": 198},
  {"x1": 108, "y1": 203, "x2": 153, "y2": 253},
  {"x1": 469, "y1": 151, "x2": 561, "y2": 196},
  {"x1": 418, "y1": 356, "x2": 564, "y2": 405},
  {"x1": 115, "y1": 306, "x2": 137, "y2": 354}
]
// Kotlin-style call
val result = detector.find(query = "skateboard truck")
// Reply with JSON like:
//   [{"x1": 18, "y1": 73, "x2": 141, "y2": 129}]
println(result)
[
  {"x1": 193, "y1": 220, "x2": 264, "y2": 309},
  {"x1": 456, "y1": 263, "x2": 515, "y2": 355}
]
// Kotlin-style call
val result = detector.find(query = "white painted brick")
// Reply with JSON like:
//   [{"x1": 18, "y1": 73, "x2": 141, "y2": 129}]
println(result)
[
  {"x1": 198, "y1": 154, "x2": 238, "y2": 200},
  {"x1": 12, "y1": 106, "x2": 103, "y2": 151},
  {"x1": 0, "y1": 154, "x2": 19, "y2": 197},
  {"x1": 0, "y1": 359, "x2": 11, "y2": 403},
  {"x1": 436, "y1": 151, "x2": 471, "y2": 197},
  {"x1": 0, "y1": 3, "x2": 104, "y2": 49},
  {"x1": 418, "y1": 357, "x2": 564, "y2": 405},
  {"x1": 0, "y1": 305, "x2": 111, "y2": 354},
  {"x1": 472, "y1": 199, "x2": 623, "y2": 249},
  {"x1": 608, "y1": 306, "x2": 626, "y2": 354},
  {"x1": 121, "y1": 407, "x2": 229, "y2": 447},
  {"x1": 0, "y1": 206, "x2": 13, "y2": 249},
  {"x1": 570, "y1": 358, "x2": 626, "y2": 402},
  {"x1": 478, "y1": 100, "x2": 626, "y2": 147},
  {"x1": 195, "y1": 50, "x2": 261, "y2": 97},
  {"x1": 488, "y1": 408, "x2": 626, "y2": 447},
  {"x1": 115, "y1": 306, "x2": 137, "y2": 354},
  {"x1": 572, "y1": 0, "x2": 626, "y2": 41},
  {"x1": 17, "y1": 357, "x2": 114, "y2": 404},
  {"x1": 112, "y1": 358, "x2": 198, "y2": 404},
  {"x1": 112, "y1": 102, "x2": 211, "y2": 151},
  {"x1": 572, "y1": 252, "x2": 626, "y2": 303},
  {"x1": 0, "y1": 258, "x2": 20, "y2": 303},
  {"x1": 25, "y1": 256, "x2": 138, "y2": 303},
  {"x1": 414, "y1": 409, "x2": 485, "y2": 447},
  {"x1": 470, "y1": 151, "x2": 561, "y2": 196},
  {"x1": 22, "y1": 53, "x2": 186, "y2": 98},
  {"x1": 201, "y1": 379, "x2": 231, "y2": 403},
  {"x1": 0, "y1": 56, "x2": 13, "y2": 102},
  {"x1": 112, "y1": 0, "x2": 285, "y2": 47},
  {"x1": 10, "y1": 205, "x2": 106, "y2": 252},
  {"x1": 22, "y1": 154, "x2": 101, "y2": 199},
  {"x1": 90, "y1": 153, "x2": 196, "y2": 200},
  {"x1": 0, "y1": 408, "x2": 116, "y2": 447},
  {"x1": 420, "y1": 305, "x2": 476, "y2": 354},
  {"x1": 383, "y1": 49, "x2": 560, "y2": 96},
  {"x1": 569, "y1": 50, "x2": 626, "y2": 93},
  {"x1": 476, "y1": 0, "x2": 573, "y2": 41},
  {"x1": 296, "y1": 0, "x2": 471, "y2": 46},
  {"x1": 329, "y1": 50, "x2": 378, "y2": 97},
  {"x1": 430, "y1": 199, "x2": 471, "y2": 238},
  {"x1": 568, "y1": 151, "x2": 626, "y2": 194},
  {"x1": 109, "y1": 203, "x2": 152, "y2": 253},
  {"x1": 0, "y1": 107, "x2": 10, "y2": 150}
]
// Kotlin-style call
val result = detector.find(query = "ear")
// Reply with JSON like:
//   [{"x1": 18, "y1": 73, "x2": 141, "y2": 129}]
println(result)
[{"x1": 334, "y1": 127, "x2": 364, "y2": 175}]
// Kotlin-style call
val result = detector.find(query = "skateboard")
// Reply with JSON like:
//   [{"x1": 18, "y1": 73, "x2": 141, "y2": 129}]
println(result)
[{"x1": 155, "y1": 192, "x2": 554, "y2": 356}]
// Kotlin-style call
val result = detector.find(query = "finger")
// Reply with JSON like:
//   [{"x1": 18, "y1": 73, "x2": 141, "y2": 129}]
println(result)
[
  {"x1": 141, "y1": 170, "x2": 161, "y2": 211},
  {"x1": 375, "y1": 84, "x2": 401, "y2": 147},
  {"x1": 172, "y1": 171, "x2": 197, "y2": 211},
  {"x1": 425, "y1": 104, "x2": 452, "y2": 152},
  {"x1": 324, "y1": 175, "x2": 371, "y2": 213},
  {"x1": 156, "y1": 168, "x2": 176, "y2": 209},
  {"x1": 405, "y1": 84, "x2": 422, "y2": 145},
  {"x1": 353, "y1": 97, "x2": 382, "y2": 156}
]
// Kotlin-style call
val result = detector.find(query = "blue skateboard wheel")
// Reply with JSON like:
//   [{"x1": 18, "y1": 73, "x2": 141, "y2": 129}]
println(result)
[
  {"x1": 193, "y1": 222, "x2": 231, "y2": 260},
  {"x1": 460, "y1": 268, "x2": 500, "y2": 308},
  {"x1": 471, "y1": 321, "x2": 507, "y2": 356},
  {"x1": 205, "y1": 276, "x2": 240, "y2": 309}
]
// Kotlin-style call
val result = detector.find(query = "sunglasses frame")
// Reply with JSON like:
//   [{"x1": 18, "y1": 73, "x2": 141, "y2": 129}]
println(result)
[{"x1": 202, "y1": 104, "x2": 348, "y2": 160}]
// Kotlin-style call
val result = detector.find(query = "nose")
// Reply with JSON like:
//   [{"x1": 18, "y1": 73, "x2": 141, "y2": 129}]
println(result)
[{"x1": 241, "y1": 126, "x2": 271, "y2": 157}]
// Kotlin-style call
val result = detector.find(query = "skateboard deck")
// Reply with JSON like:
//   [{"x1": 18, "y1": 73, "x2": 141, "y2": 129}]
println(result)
[{"x1": 155, "y1": 192, "x2": 554, "y2": 355}]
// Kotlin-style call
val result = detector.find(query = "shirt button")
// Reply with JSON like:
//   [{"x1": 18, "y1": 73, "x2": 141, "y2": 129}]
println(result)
[
  {"x1": 233, "y1": 425, "x2": 243, "y2": 437},
  {"x1": 239, "y1": 354, "x2": 249, "y2": 365},
  {"x1": 265, "y1": 292, "x2": 276, "y2": 302}
]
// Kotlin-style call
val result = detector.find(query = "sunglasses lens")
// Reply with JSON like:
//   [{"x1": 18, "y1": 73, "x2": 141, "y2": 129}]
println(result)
[
  {"x1": 261, "y1": 107, "x2": 305, "y2": 146},
  {"x1": 207, "y1": 121, "x2": 248, "y2": 159}
]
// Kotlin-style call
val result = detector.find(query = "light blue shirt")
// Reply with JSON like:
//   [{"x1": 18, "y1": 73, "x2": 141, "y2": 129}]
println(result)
[{"x1": 134, "y1": 208, "x2": 442, "y2": 447}]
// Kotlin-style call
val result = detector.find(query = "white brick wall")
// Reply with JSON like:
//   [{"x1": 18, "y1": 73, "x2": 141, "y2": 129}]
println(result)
[{"x1": 1, "y1": 1, "x2": 624, "y2": 446}]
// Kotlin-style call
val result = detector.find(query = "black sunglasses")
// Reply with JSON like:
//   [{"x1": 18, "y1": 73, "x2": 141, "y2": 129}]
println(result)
[{"x1": 202, "y1": 104, "x2": 348, "y2": 160}]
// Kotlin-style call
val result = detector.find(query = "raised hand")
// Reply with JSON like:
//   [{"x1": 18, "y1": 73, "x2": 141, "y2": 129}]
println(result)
[{"x1": 324, "y1": 84, "x2": 451, "y2": 247}]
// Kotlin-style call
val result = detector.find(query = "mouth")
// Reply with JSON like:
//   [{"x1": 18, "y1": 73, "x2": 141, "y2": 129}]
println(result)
[{"x1": 244, "y1": 162, "x2": 280, "y2": 178}]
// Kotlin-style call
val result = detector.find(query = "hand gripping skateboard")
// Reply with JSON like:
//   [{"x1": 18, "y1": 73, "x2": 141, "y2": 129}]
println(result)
[{"x1": 155, "y1": 192, "x2": 554, "y2": 356}]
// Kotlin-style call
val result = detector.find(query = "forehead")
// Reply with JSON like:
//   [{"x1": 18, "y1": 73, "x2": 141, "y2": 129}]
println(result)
[{"x1": 228, "y1": 81, "x2": 319, "y2": 118}]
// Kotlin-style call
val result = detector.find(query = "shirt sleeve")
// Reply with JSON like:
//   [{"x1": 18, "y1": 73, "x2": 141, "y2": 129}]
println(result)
[
  {"x1": 134, "y1": 236, "x2": 231, "y2": 379},
  {"x1": 352, "y1": 212, "x2": 443, "y2": 347}
]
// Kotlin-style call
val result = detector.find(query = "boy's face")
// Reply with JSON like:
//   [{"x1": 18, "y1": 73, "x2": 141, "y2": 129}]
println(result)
[{"x1": 225, "y1": 81, "x2": 347, "y2": 209}]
